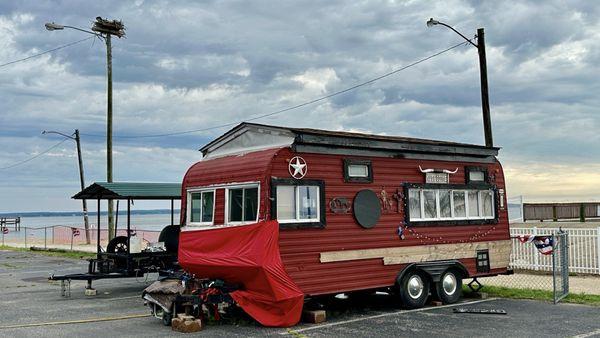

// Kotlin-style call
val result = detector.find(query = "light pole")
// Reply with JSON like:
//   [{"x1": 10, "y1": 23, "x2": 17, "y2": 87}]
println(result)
[
  {"x1": 42, "y1": 130, "x2": 90, "y2": 244},
  {"x1": 45, "y1": 18, "x2": 125, "y2": 240},
  {"x1": 427, "y1": 18, "x2": 493, "y2": 148}
]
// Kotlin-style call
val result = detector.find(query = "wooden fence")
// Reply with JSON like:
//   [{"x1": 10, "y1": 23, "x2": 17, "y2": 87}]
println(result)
[{"x1": 523, "y1": 203, "x2": 600, "y2": 222}]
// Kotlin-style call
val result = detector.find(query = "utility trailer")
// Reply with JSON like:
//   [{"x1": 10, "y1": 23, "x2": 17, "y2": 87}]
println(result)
[
  {"x1": 174, "y1": 122, "x2": 513, "y2": 327},
  {"x1": 49, "y1": 182, "x2": 182, "y2": 295}
]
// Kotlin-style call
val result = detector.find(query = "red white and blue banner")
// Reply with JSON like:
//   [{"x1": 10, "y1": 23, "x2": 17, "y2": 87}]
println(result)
[{"x1": 518, "y1": 235, "x2": 554, "y2": 255}]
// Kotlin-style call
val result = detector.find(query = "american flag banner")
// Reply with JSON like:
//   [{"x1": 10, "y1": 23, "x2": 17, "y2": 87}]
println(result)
[
  {"x1": 71, "y1": 228, "x2": 80, "y2": 237},
  {"x1": 518, "y1": 235, "x2": 554, "y2": 255}
]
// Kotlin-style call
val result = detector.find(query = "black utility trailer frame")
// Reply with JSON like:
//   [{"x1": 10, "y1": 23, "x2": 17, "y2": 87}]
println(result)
[{"x1": 49, "y1": 182, "x2": 182, "y2": 294}]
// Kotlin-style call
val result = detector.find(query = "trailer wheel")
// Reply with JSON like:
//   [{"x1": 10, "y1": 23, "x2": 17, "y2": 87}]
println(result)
[
  {"x1": 162, "y1": 310, "x2": 173, "y2": 326},
  {"x1": 398, "y1": 270, "x2": 429, "y2": 309},
  {"x1": 435, "y1": 269, "x2": 462, "y2": 304},
  {"x1": 107, "y1": 236, "x2": 128, "y2": 253}
]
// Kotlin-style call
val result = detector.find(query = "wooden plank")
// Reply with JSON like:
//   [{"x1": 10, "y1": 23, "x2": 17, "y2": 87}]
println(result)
[{"x1": 320, "y1": 240, "x2": 511, "y2": 269}]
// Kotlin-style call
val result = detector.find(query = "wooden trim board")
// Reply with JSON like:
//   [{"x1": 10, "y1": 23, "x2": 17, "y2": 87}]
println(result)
[{"x1": 320, "y1": 240, "x2": 511, "y2": 269}]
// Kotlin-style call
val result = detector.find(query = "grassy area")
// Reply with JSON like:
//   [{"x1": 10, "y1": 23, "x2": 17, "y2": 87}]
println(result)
[
  {"x1": 464, "y1": 285, "x2": 600, "y2": 306},
  {"x1": 0, "y1": 245, "x2": 95, "y2": 260}
]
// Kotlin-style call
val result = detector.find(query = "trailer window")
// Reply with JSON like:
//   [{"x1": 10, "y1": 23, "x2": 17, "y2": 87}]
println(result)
[
  {"x1": 271, "y1": 178, "x2": 326, "y2": 228},
  {"x1": 276, "y1": 185, "x2": 319, "y2": 222},
  {"x1": 407, "y1": 187, "x2": 495, "y2": 223},
  {"x1": 188, "y1": 190, "x2": 215, "y2": 225},
  {"x1": 227, "y1": 186, "x2": 258, "y2": 223},
  {"x1": 343, "y1": 159, "x2": 373, "y2": 183}
]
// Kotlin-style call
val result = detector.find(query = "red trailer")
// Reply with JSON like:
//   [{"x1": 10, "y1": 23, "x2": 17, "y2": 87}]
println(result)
[{"x1": 177, "y1": 122, "x2": 511, "y2": 326}]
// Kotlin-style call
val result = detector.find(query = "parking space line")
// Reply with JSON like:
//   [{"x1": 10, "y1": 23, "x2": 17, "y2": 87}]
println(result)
[
  {"x1": 281, "y1": 298, "x2": 497, "y2": 335},
  {"x1": 572, "y1": 329, "x2": 600, "y2": 338},
  {"x1": 0, "y1": 313, "x2": 150, "y2": 329},
  {"x1": 103, "y1": 295, "x2": 141, "y2": 301}
]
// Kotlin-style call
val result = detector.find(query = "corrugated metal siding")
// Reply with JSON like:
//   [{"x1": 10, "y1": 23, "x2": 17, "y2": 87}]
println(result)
[
  {"x1": 271, "y1": 148, "x2": 510, "y2": 296},
  {"x1": 180, "y1": 148, "x2": 283, "y2": 225}
]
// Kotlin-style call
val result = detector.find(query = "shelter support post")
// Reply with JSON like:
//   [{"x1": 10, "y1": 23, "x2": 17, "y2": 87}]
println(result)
[
  {"x1": 127, "y1": 199, "x2": 131, "y2": 255},
  {"x1": 97, "y1": 199, "x2": 101, "y2": 259},
  {"x1": 171, "y1": 199, "x2": 174, "y2": 226},
  {"x1": 115, "y1": 200, "x2": 119, "y2": 233}
]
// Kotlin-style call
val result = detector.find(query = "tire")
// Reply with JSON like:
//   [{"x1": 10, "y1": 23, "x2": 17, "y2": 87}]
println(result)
[
  {"x1": 158, "y1": 225, "x2": 180, "y2": 253},
  {"x1": 398, "y1": 270, "x2": 430, "y2": 309},
  {"x1": 162, "y1": 310, "x2": 172, "y2": 326},
  {"x1": 106, "y1": 236, "x2": 128, "y2": 253},
  {"x1": 436, "y1": 269, "x2": 463, "y2": 304}
]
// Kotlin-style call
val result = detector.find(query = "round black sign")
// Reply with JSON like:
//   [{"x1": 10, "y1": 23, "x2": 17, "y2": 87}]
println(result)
[{"x1": 353, "y1": 189, "x2": 381, "y2": 229}]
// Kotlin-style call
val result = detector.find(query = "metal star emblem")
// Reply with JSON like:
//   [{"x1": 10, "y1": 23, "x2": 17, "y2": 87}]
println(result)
[{"x1": 288, "y1": 156, "x2": 307, "y2": 179}]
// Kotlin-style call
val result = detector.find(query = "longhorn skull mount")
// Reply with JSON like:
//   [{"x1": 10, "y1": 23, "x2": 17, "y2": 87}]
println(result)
[{"x1": 418, "y1": 165, "x2": 459, "y2": 174}]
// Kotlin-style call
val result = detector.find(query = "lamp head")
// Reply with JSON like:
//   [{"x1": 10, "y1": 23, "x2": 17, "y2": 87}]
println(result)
[
  {"x1": 427, "y1": 18, "x2": 439, "y2": 27},
  {"x1": 45, "y1": 22, "x2": 64, "y2": 31}
]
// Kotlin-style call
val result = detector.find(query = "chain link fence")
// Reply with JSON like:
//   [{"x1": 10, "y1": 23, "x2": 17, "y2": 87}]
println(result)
[
  {"x1": 1, "y1": 225, "x2": 160, "y2": 252},
  {"x1": 479, "y1": 232, "x2": 570, "y2": 303}
]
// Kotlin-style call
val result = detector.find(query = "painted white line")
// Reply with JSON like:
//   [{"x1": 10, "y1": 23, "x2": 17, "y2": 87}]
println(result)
[
  {"x1": 572, "y1": 329, "x2": 600, "y2": 338},
  {"x1": 103, "y1": 295, "x2": 141, "y2": 301},
  {"x1": 280, "y1": 298, "x2": 497, "y2": 335}
]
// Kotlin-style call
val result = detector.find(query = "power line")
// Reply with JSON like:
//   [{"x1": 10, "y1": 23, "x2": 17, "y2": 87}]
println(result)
[
  {"x1": 0, "y1": 138, "x2": 69, "y2": 170},
  {"x1": 0, "y1": 36, "x2": 95, "y2": 69},
  {"x1": 81, "y1": 39, "x2": 472, "y2": 139}
]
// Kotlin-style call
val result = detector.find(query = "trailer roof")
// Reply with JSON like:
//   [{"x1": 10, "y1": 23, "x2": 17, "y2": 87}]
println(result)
[
  {"x1": 72, "y1": 182, "x2": 182, "y2": 200},
  {"x1": 200, "y1": 122, "x2": 500, "y2": 160}
]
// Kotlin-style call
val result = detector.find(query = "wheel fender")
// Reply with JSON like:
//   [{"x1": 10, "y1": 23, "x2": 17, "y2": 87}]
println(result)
[
  {"x1": 397, "y1": 261, "x2": 468, "y2": 284},
  {"x1": 395, "y1": 263, "x2": 420, "y2": 286}
]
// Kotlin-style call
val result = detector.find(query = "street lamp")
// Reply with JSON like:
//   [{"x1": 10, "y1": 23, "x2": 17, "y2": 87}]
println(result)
[
  {"x1": 42, "y1": 130, "x2": 90, "y2": 244},
  {"x1": 427, "y1": 18, "x2": 494, "y2": 148},
  {"x1": 45, "y1": 17, "x2": 125, "y2": 240}
]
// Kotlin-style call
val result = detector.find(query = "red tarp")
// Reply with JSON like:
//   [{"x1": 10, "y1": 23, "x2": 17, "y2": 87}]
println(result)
[{"x1": 178, "y1": 220, "x2": 304, "y2": 327}]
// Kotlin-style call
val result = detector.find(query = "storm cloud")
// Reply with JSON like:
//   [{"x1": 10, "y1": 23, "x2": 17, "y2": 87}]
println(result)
[{"x1": 0, "y1": 0, "x2": 598, "y2": 211}]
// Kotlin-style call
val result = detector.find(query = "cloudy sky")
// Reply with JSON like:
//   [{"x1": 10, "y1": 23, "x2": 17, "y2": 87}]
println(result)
[{"x1": 0, "y1": 0, "x2": 599, "y2": 212}]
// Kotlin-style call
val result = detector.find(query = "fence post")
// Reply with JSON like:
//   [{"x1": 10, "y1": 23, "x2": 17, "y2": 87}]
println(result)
[
  {"x1": 533, "y1": 226, "x2": 539, "y2": 270},
  {"x1": 44, "y1": 227, "x2": 47, "y2": 249},
  {"x1": 597, "y1": 227, "x2": 600, "y2": 275},
  {"x1": 24, "y1": 227, "x2": 27, "y2": 248},
  {"x1": 52, "y1": 226, "x2": 55, "y2": 244}
]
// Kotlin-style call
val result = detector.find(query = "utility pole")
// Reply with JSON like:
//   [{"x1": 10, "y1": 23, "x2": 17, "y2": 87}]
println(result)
[
  {"x1": 427, "y1": 19, "x2": 494, "y2": 148},
  {"x1": 92, "y1": 17, "x2": 125, "y2": 240},
  {"x1": 74, "y1": 130, "x2": 91, "y2": 244},
  {"x1": 106, "y1": 33, "x2": 115, "y2": 240},
  {"x1": 45, "y1": 17, "x2": 125, "y2": 240},
  {"x1": 42, "y1": 130, "x2": 91, "y2": 244},
  {"x1": 477, "y1": 28, "x2": 493, "y2": 148}
]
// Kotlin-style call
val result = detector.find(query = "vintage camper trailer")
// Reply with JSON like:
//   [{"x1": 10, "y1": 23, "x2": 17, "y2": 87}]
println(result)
[{"x1": 177, "y1": 122, "x2": 510, "y2": 326}]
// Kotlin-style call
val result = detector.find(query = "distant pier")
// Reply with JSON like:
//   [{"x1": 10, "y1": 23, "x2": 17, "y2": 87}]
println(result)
[{"x1": 0, "y1": 217, "x2": 21, "y2": 231}]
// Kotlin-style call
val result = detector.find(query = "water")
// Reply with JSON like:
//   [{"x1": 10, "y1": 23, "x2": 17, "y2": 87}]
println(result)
[{"x1": 17, "y1": 213, "x2": 181, "y2": 232}]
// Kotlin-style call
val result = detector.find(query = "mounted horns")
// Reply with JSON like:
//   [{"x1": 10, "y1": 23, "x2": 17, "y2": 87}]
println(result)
[
  {"x1": 419, "y1": 165, "x2": 459, "y2": 174},
  {"x1": 442, "y1": 168, "x2": 459, "y2": 174},
  {"x1": 418, "y1": 165, "x2": 435, "y2": 173}
]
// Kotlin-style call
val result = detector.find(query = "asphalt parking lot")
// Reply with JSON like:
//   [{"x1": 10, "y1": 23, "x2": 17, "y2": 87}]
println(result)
[{"x1": 1, "y1": 250, "x2": 599, "y2": 338}]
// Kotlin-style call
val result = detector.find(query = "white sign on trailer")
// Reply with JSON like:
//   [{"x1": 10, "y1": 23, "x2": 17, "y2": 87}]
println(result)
[{"x1": 425, "y1": 172, "x2": 449, "y2": 184}]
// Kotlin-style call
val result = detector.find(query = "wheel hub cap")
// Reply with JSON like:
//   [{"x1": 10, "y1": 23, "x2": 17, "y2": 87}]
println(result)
[
  {"x1": 407, "y1": 275, "x2": 424, "y2": 299},
  {"x1": 442, "y1": 273, "x2": 457, "y2": 295}
]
